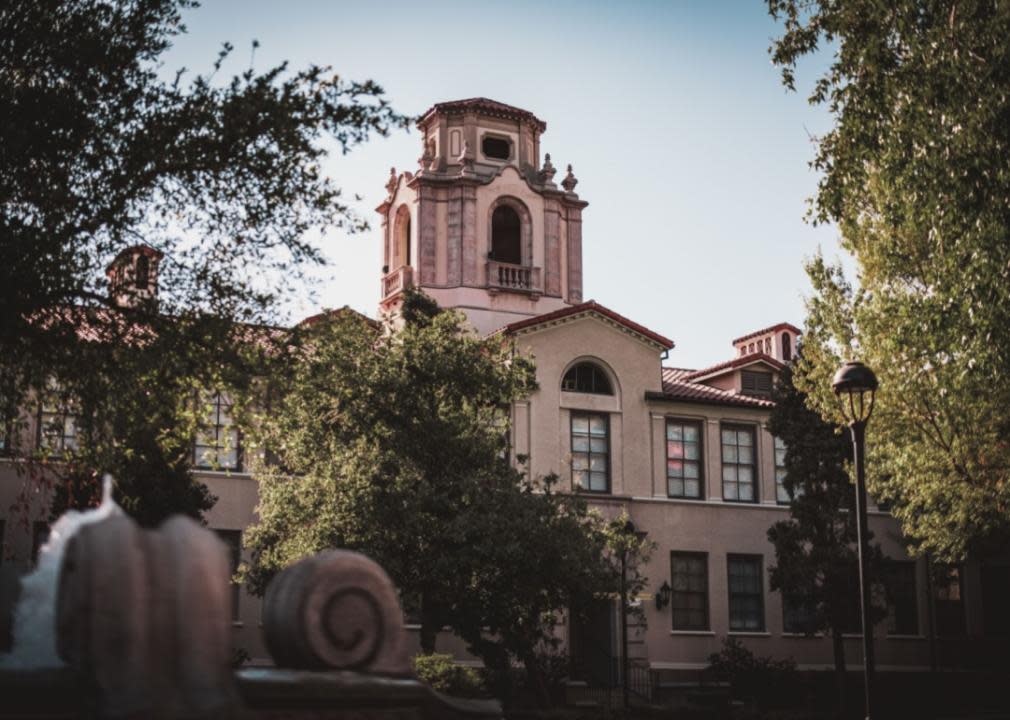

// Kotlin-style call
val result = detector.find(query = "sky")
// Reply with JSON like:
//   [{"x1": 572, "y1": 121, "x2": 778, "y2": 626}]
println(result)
[{"x1": 165, "y1": 0, "x2": 843, "y2": 369}]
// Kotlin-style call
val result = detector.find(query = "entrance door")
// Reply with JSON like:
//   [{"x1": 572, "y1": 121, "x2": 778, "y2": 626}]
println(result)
[{"x1": 570, "y1": 599, "x2": 616, "y2": 686}]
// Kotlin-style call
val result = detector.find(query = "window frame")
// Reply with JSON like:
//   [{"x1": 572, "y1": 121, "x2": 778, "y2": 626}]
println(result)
[
  {"x1": 570, "y1": 411, "x2": 610, "y2": 494},
  {"x1": 480, "y1": 132, "x2": 514, "y2": 163},
  {"x1": 194, "y1": 392, "x2": 242, "y2": 472},
  {"x1": 37, "y1": 390, "x2": 78, "y2": 458},
  {"x1": 562, "y1": 362, "x2": 614, "y2": 395},
  {"x1": 720, "y1": 423, "x2": 758, "y2": 504},
  {"x1": 670, "y1": 551, "x2": 709, "y2": 631},
  {"x1": 665, "y1": 418, "x2": 704, "y2": 499},
  {"x1": 727, "y1": 553, "x2": 766, "y2": 632}
]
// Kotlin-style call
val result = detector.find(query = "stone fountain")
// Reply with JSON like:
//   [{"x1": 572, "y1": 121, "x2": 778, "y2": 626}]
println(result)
[{"x1": 0, "y1": 478, "x2": 501, "y2": 719}]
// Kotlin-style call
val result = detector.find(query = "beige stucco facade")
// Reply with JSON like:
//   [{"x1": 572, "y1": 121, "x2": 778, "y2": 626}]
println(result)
[{"x1": 3, "y1": 98, "x2": 1006, "y2": 677}]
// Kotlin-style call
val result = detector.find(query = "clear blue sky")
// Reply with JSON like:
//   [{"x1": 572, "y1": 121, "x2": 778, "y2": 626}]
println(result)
[{"x1": 165, "y1": 0, "x2": 841, "y2": 369}]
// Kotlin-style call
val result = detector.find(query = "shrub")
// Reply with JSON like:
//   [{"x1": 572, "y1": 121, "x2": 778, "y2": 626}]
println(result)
[
  {"x1": 706, "y1": 637, "x2": 799, "y2": 710},
  {"x1": 414, "y1": 653, "x2": 486, "y2": 698}
]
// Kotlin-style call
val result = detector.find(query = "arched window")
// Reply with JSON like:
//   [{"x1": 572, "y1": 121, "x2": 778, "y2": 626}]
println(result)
[
  {"x1": 394, "y1": 205, "x2": 411, "y2": 268},
  {"x1": 490, "y1": 205, "x2": 522, "y2": 265},
  {"x1": 135, "y1": 255, "x2": 149, "y2": 290},
  {"x1": 562, "y1": 362, "x2": 613, "y2": 395},
  {"x1": 781, "y1": 333, "x2": 792, "y2": 362}
]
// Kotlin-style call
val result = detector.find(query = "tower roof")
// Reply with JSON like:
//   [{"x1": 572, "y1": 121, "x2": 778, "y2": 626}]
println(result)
[{"x1": 417, "y1": 97, "x2": 547, "y2": 132}]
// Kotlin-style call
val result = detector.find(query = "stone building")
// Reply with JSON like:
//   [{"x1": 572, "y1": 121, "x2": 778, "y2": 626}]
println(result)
[{"x1": 1, "y1": 98, "x2": 1007, "y2": 679}]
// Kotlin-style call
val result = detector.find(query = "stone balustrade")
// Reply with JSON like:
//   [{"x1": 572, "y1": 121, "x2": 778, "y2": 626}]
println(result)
[
  {"x1": 381, "y1": 266, "x2": 413, "y2": 298},
  {"x1": 486, "y1": 261, "x2": 541, "y2": 293}
]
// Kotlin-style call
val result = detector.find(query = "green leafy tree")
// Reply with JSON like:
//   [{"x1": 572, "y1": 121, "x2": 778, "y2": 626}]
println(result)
[
  {"x1": 767, "y1": 0, "x2": 1010, "y2": 561},
  {"x1": 242, "y1": 291, "x2": 635, "y2": 709},
  {"x1": 1, "y1": 0, "x2": 407, "y2": 523},
  {"x1": 767, "y1": 362, "x2": 884, "y2": 711}
]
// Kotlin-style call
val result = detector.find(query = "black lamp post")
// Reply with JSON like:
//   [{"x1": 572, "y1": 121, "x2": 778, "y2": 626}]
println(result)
[{"x1": 832, "y1": 360, "x2": 878, "y2": 720}]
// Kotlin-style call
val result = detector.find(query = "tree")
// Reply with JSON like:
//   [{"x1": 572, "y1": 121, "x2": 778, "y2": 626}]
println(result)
[
  {"x1": 766, "y1": 362, "x2": 884, "y2": 712},
  {"x1": 242, "y1": 291, "x2": 637, "y2": 709},
  {"x1": 767, "y1": 0, "x2": 1010, "y2": 561},
  {"x1": 1, "y1": 0, "x2": 407, "y2": 522}
]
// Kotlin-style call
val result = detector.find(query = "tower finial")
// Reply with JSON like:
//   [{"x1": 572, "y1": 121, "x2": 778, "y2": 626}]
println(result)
[
  {"x1": 539, "y1": 153, "x2": 557, "y2": 185},
  {"x1": 385, "y1": 167, "x2": 397, "y2": 196},
  {"x1": 561, "y1": 164, "x2": 578, "y2": 193}
]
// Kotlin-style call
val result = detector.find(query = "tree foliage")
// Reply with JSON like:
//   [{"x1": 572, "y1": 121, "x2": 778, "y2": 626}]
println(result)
[
  {"x1": 242, "y1": 292, "x2": 645, "y2": 709},
  {"x1": 0, "y1": 0, "x2": 407, "y2": 522},
  {"x1": 768, "y1": 0, "x2": 1010, "y2": 560},
  {"x1": 766, "y1": 362, "x2": 884, "y2": 700}
]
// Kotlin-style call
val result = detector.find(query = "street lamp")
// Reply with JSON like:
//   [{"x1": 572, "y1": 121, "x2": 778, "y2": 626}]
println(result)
[{"x1": 832, "y1": 360, "x2": 878, "y2": 720}]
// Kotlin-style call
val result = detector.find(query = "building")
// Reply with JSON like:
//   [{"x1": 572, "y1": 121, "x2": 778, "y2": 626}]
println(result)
[{"x1": 2, "y1": 98, "x2": 1007, "y2": 677}]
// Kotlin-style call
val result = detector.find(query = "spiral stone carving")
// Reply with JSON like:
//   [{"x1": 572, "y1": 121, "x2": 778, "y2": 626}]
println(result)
[{"x1": 262, "y1": 550, "x2": 410, "y2": 676}]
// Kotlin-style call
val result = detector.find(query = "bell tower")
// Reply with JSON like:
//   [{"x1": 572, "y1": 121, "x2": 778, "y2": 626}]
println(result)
[{"x1": 375, "y1": 98, "x2": 588, "y2": 334}]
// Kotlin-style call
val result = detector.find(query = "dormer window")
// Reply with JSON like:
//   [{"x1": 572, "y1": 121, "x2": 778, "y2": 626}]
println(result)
[
  {"x1": 490, "y1": 205, "x2": 521, "y2": 265},
  {"x1": 135, "y1": 255, "x2": 150, "y2": 290},
  {"x1": 562, "y1": 362, "x2": 613, "y2": 395},
  {"x1": 741, "y1": 370, "x2": 773, "y2": 397},
  {"x1": 481, "y1": 135, "x2": 511, "y2": 161}
]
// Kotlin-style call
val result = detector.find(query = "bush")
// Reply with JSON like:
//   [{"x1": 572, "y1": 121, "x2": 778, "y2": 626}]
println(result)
[
  {"x1": 414, "y1": 653, "x2": 486, "y2": 698},
  {"x1": 706, "y1": 638, "x2": 799, "y2": 710}
]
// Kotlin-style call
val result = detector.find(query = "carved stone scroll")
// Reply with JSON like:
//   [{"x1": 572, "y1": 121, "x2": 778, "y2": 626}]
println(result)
[{"x1": 262, "y1": 550, "x2": 410, "y2": 676}]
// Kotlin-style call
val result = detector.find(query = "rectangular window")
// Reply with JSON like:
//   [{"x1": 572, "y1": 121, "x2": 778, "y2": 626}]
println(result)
[
  {"x1": 666, "y1": 420, "x2": 703, "y2": 499},
  {"x1": 721, "y1": 425, "x2": 756, "y2": 502},
  {"x1": 782, "y1": 593, "x2": 817, "y2": 634},
  {"x1": 981, "y1": 561, "x2": 1010, "y2": 637},
  {"x1": 728, "y1": 554, "x2": 765, "y2": 632},
  {"x1": 884, "y1": 561, "x2": 919, "y2": 635},
  {"x1": 741, "y1": 370, "x2": 773, "y2": 397},
  {"x1": 670, "y1": 552, "x2": 709, "y2": 630},
  {"x1": 571, "y1": 412, "x2": 609, "y2": 493},
  {"x1": 195, "y1": 393, "x2": 240, "y2": 471},
  {"x1": 38, "y1": 389, "x2": 78, "y2": 457},
  {"x1": 934, "y1": 565, "x2": 965, "y2": 636},
  {"x1": 774, "y1": 436, "x2": 790, "y2": 504},
  {"x1": 214, "y1": 529, "x2": 242, "y2": 621}
]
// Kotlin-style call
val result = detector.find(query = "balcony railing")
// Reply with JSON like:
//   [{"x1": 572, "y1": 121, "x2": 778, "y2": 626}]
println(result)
[
  {"x1": 382, "y1": 265, "x2": 413, "y2": 298},
  {"x1": 487, "y1": 260, "x2": 541, "y2": 293}
]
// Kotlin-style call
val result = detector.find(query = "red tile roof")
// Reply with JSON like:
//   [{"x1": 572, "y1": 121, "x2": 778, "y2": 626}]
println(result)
[
  {"x1": 496, "y1": 301, "x2": 674, "y2": 350},
  {"x1": 418, "y1": 97, "x2": 547, "y2": 132},
  {"x1": 652, "y1": 367, "x2": 775, "y2": 409},
  {"x1": 683, "y1": 352, "x2": 785, "y2": 382},
  {"x1": 732, "y1": 322, "x2": 802, "y2": 345}
]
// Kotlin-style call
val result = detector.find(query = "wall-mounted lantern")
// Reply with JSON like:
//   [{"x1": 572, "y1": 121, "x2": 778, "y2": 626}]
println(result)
[{"x1": 655, "y1": 581, "x2": 672, "y2": 611}]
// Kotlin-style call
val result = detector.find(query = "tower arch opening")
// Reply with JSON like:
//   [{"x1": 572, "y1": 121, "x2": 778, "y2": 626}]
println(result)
[{"x1": 490, "y1": 205, "x2": 522, "y2": 265}]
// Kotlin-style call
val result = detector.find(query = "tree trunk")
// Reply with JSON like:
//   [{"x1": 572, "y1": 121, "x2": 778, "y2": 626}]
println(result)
[
  {"x1": 521, "y1": 648, "x2": 551, "y2": 710},
  {"x1": 419, "y1": 594, "x2": 438, "y2": 654},
  {"x1": 831, "y1": 629, "x2": 847, "y2": 718}
]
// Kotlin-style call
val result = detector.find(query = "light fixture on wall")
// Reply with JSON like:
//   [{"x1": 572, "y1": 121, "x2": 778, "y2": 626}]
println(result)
[{"x1": 655, "y1": 581, "x2": 671, "y2": 611}]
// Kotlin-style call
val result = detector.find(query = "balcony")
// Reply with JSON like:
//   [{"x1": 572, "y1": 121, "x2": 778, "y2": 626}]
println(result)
[
  {"x1": 487, "y1": 260, "x2": 541, "y2": 295},
  {"x1": 382, "y1": 265, "x2": 413, "y2": 298}
]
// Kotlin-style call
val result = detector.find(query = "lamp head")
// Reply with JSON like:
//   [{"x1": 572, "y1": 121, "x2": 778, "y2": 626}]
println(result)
[{"x1": 832, "y1": 361, "x2": 878, "y2": 424}]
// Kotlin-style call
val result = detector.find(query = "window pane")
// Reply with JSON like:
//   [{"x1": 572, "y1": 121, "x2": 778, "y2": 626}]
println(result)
[
  {"x1": 572, "y1": 415, "x2": 588, "y2": 433},
  {"x1": 738, "y1": 446, "x2": 753, "y2": 464},
  {"x1": 722, "y1": 445, "x2": 737, "y2": 463},
  {"x1": 684, "y1": 425, "x2": 699, "y2": 442},
  {"x1": 737, "y1": 431, "x2": 753, "y2": 446},
  {"x1": 684, "y1": 479, "x2": 699, "y2": 497},
  {"x1": 723, "y1": 482, "x2": 738, "y2": 500},
  {"x1": 573, "y1": 436, "x2": 589, "y2": 452},
  {"x1": 589, "y1": 416, "x2": 607, "y2": 435},
  {"x1": 667, "y1": 425, "x2": 682, "y2": 441},
  {"x1": 590, "y1": 437, "x2": 607, "y2": 453},
  {"x1": 668, "y1": 478, "x2": 684, "y2": 496},
  {"x1": 684, "y1": 462, "x2": 699, "y2": 479},
  {"x1": 668, "y1": 441, "x2": 684, "y2": 458},
  {"x1": 721, "y1": 429, "x2": 735, "y2": 445}
]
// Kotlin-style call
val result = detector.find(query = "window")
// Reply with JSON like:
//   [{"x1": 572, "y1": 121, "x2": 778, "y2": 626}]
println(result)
[
  {"x1": 934, "y1": 565, "x2": 965, "y2": 636},
  {"x1": 215, "y1": 529, "x2": 242, "y2": 621},
  {"x1": 38, "y1": 390, "x2": 78, "y2": 457},
  {"x1": 194, "y1": 393, "x2": 240, "y2": 471},
  {"x1": 394, "y1": 204, "x2": 411, "y2": 268},
  {"x1": 782, "y1": 593, "x2": 817, "y2": 634},
  {"x1": 490, "y1": 205, "x2": 522, "y2": 265},
  {"x1": 482, "y1": 135, "x2": 511, "y2": 161},
  {"x1": 32, "y1": 521, "x2": 50, "y2": 567},
  {"x1": 728, "y1": 554, "x2": 765, "y2": 632},
  {"x1": 666, "y1": 420, "x2": 702, "y2": 499},
  {"x1": 782, "y1": 333, "x2": 792, "y2": 362},
  {"x1": 135, "y1": 254, "x2": 150, "y2": 289},
  {"x1": 721, "y1": 425, "x2": 756, "y2": 502},
  {"x1": 774, "y1": 437, "x2": 790, "y2": 504},
  {"x1": 671, "y1": 552, "x2": 709, "y2": 630},
  {"x1": 741, "y1": 370, "x2": 773, "y2": 397},
  {"x1": 571, "y1": 412, "x2": 609, "y2": 493},
  {"x1": 562, "y1": 363, "x2": 613, "y2": 395},
  {"x1": 981, "y1": 561, "x2": 1010, "y2": 636},
  {"x1": 884, "y1": 561, "x2": 919, "y2": 635}
]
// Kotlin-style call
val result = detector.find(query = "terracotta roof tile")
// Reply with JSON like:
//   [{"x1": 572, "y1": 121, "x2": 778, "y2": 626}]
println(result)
[
  {"x1": 732, "y1": 322, "x2": 802, "y2": 345},
  {"x1": 653, "y1": 367, "x2": 775, "y2": 409},
  {"x1": 683, "y1": 352, "x2": 785, "y2": 381},
  {"x1": 418, "y1": 97, "x2": 547, "y2": 132},
  {"x1": 495, "y1": 300, "x2": 674, "y2": 350}
]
